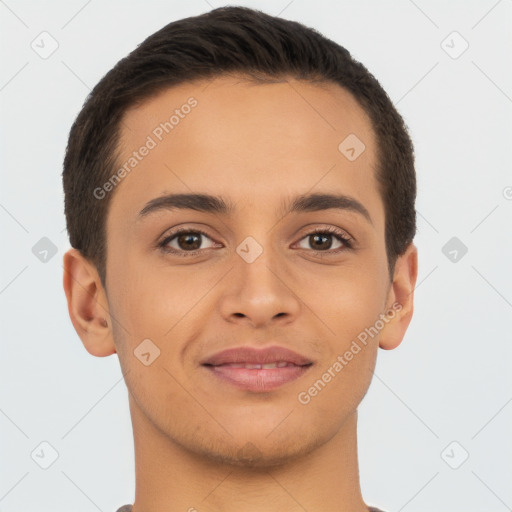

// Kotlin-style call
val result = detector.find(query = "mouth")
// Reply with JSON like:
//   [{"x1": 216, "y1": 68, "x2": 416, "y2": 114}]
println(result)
[
  {"x1": 206, "y1": 361, "x2": 305, "y2": 369},
  {"x1": 202, "y1": 363, "x2": 313, "y2": 392},
  {"x1": 200, "y1": 345, "x2": 314, "y2": 392}
]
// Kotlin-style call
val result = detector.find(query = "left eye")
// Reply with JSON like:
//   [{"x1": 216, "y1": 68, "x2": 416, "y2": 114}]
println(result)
[{"x1": 296, "y1": 231, "x2": 349, "y2": 251}]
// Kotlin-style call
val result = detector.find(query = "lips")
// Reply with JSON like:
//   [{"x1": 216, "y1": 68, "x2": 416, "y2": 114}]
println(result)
[
  {"x1": 214, "y1": 361, "x2": 298, "y2": 369},
  {"x1": 201, "y1": 345, "x2": 314, "y2": 392},
  {"x1": 200, "y1": 345, "x2": 313, "y2": 367}
]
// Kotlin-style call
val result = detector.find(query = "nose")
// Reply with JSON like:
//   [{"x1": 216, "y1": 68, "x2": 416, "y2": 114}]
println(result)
[{"x1": 218, "y1": 242, "x2": 302, "y2": 329}]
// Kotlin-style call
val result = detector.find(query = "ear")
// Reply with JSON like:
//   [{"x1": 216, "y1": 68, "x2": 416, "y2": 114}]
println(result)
[
  {"x1": 379, "y1": 243, "x2": 418, "y2": 350},
  {"x1": 62, "y1": 248, "x2": 116, "y2": 357}
]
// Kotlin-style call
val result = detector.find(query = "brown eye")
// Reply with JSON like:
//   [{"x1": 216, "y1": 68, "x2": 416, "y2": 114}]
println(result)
[
  {"x1": 308, "y1": 233, "x2": 333, "y2": 250},
  {"x1": 295, "y1": 227, "x2": 353, "y2": 253},
  {"x1": 176, "y1": 232, "x2": 202, "y2": 250},
  {"x1": 160, "y1": 229, "x2": 218, "y2": 255}
]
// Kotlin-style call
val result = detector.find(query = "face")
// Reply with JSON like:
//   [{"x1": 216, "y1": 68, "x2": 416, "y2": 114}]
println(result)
[{"x1": 104, "y1": 75, "x2": 395, "y2": 466}]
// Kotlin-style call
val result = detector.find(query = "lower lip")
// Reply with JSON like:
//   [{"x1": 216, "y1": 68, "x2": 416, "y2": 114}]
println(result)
[{"x1": 203, "y1": 364, "x2": 313, "y2": 392}]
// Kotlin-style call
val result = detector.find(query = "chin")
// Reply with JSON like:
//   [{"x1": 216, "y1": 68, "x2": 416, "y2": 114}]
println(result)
[{"x1": 188, "y1": 429, "x2": 322, "y2": 470}]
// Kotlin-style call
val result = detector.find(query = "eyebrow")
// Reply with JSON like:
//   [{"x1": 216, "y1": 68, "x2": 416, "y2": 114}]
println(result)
[{"x1": 138, "y1": 192, "x2": 373, "y2": 225}]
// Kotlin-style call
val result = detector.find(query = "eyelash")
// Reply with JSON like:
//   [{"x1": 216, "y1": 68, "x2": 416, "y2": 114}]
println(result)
[{"x1": 157, "y1": 226, "x2": 354, "y2": 258}]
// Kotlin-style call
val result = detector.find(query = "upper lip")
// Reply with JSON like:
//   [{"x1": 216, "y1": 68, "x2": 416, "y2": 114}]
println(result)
[{"x1": 201, "y1": 346, "x2": 313, "y2": 366}]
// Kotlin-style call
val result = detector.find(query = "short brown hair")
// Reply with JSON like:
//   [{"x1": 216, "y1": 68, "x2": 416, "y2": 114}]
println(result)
[{"x1": 63, "y1": 5, "x2": 416, "y2": 287}]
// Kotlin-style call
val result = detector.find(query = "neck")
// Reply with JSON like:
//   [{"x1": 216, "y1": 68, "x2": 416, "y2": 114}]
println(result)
[{"x1": 129, "y1": 395, "x2": 368, "y2": 512}]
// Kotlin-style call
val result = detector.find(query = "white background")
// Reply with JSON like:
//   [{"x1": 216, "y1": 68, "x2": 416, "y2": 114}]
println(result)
[{"x1": 1, "y1": 1, "x2": 511, "y2": 511}]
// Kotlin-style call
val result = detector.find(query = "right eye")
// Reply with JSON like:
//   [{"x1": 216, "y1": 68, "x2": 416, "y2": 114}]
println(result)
[{"x1": 158, "y1": 228, "x2": 221, "y2": 256}]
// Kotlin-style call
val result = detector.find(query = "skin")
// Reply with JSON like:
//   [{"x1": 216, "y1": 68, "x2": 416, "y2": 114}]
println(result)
[{"x1": 63, "y1": 75, "x2": 418, "y2": 512}]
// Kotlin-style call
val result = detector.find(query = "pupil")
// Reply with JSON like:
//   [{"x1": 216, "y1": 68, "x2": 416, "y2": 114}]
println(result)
[
  {"x1": 179, "y1": 233, "x2": 201, "y2": 250},
  {"x1": 311, "y1": 234, "x2": 331, "y2": 250}
]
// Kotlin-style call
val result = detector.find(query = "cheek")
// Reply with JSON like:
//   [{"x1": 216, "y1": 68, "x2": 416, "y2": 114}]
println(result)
[
  {"x1": 297, "y1": 329, "x2": 378, "y2": 419},
  {"x1": 107, "y1": 248, "x2": 177, "y2": 333},
  {"x1": 315, "y1": 263, "x2": 387, "y2": 406},
  {"x1": 109, "y1": 260, "x2": 221, "y2": 364},
  {"x1": 308, "y1": 262, "x2": 388, "y2": 343}
]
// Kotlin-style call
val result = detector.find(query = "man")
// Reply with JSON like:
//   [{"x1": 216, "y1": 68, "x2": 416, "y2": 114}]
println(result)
[{"x1": 62, "y1": 6, "x2": 418, "y2": 512}]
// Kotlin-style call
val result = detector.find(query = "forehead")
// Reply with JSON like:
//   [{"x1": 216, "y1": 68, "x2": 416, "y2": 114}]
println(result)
[{"x1": 108, "y1": 75, "x2": 381, "y2": 231}]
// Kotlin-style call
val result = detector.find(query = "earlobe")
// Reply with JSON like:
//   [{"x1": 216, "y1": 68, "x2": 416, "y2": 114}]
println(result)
[
  {"x1": 379, "y1": 243, "x2": 418, "y2": 350},
  {"x1": 62, "y1": 248, "x2": 117, "y2": 357}
]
